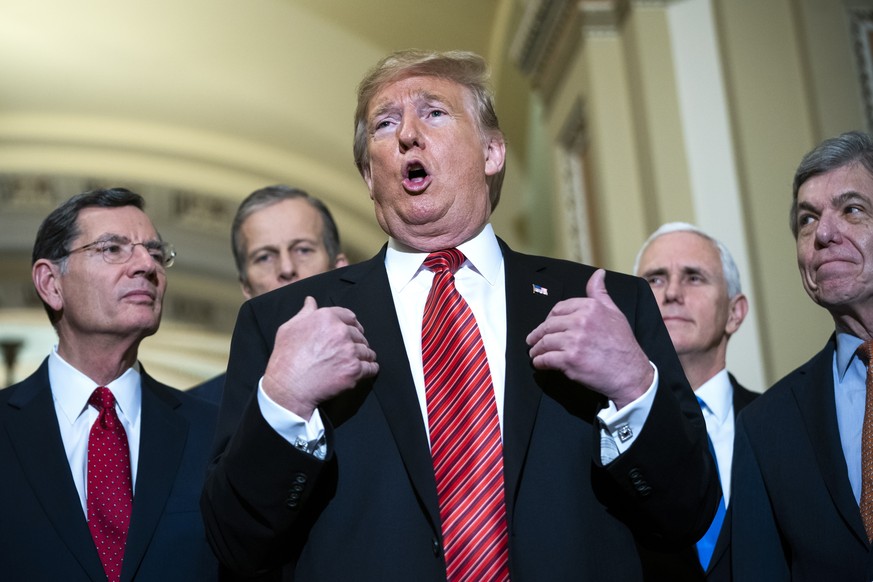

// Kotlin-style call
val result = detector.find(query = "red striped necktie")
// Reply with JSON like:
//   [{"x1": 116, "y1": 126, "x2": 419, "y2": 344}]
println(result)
[
  {"x1": 422, "y1": 249, "x2": 510, "y2": 581},
  {"x1": 87, "y1": 386, "x2": 133, "y2": 582}
]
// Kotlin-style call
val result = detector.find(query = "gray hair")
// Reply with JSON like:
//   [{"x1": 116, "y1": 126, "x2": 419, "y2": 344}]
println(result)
[
  {"x1": 633, "y1": 221, "x2": 742, "y2": 298},
  {"x1": 790, "y1": 130, "x2": 873, "y2": 238}
]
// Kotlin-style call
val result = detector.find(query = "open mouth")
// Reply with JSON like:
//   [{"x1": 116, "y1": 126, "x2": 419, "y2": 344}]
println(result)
[
  {"x1": 403, "y1": 161, "x2": 431, "y2": 192},
  {"x1": 405, "y1": 162, "x2": 428, "y2": 181}
]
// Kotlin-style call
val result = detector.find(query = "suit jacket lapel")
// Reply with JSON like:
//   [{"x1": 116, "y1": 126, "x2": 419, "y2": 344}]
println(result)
[
  {"x1": 500, "y1": 245, "x2": 558, "y2": 521},
  {"x1": 794, "y1": 338, "x2": 868, "y2": 545},
  {"x1": 325, "y1": 251, "x2": 442, "y2": 535},
  {"x1": 121, "y1": 372, "x2": 188, "y2": 581},
  {"x1": 4, "y1": 360, "x2": 106, "y2": 580},
  {"x1": 707, "y1": 374, "x2": 759, "y2": 573}
]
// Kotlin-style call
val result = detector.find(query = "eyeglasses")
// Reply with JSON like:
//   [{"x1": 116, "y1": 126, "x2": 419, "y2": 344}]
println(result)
[{"x1": 65, "y1": 238, "x2": 176, "y2": 268}]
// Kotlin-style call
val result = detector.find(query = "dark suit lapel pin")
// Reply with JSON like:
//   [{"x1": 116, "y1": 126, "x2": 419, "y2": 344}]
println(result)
[{"x1": 532, "y1": 283, "x2": 548, "y2": 296}]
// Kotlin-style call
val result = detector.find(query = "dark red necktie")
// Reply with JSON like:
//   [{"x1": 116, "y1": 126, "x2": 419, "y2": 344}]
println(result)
[
  {"x1": 860, "y1": 341, "x2": 873, "y2": 541},
  {"x1": 422, "y1": 249, "x2": 510, "y2": 581},
  {"x1": 87, "y1": 386, "x2": 133, "y2": 582}
]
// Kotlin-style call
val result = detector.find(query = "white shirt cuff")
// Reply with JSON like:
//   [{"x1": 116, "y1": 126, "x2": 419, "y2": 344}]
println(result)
[
  {"x1": 257, "y1": 377, "x2": 327, "y2": 459},
  {"x1": 596, "y1": 362, "x2": 659, "y2": 464}
]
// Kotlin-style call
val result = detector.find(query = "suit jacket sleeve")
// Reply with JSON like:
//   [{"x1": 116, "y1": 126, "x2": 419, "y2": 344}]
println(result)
[
  {"x1": 597, "y1": 274, "x2": 721, "y2": 549},
  {"x1": 201, "y1": 296, "x2": 329, "y2": 576}
]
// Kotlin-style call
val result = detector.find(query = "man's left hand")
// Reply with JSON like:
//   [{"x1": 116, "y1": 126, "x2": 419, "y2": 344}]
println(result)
[{"x1": 526, "y1": 269, "x2": 654, "y2": 409}]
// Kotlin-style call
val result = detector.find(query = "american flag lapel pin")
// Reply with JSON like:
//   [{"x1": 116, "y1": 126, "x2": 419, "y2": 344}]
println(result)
[{"x1": 532, "y1": 283, "x2": 548, "y2": 296}]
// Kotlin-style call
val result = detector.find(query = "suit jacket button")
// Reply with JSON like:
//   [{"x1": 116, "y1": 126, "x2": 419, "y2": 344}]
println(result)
[
  {"x1": 286, "y1": 492, "x2": 301, "y2": 509},
  {"x1": 293, "y1": 473, "x2": 307, "y2": 484},
  {"x1": 628, "y1": 468, "x2": 651, "y2": 496},
  {"x1": 432, "y1": 538, "x2": 441, "y2": 557}
]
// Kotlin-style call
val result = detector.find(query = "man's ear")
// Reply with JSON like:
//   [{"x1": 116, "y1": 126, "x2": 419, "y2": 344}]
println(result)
[
  {"x1": 484, "y1": 134, "x2": 506, "y2": 177},
  {"x1": 333, "y1": 253, "x2": 350, "y2": 269},
  {"x1": 32, "y1": 259, "x2": 64, "y2": 313},
  {"x1": 725, "y1": 293, "x2": 749, "y2": 336},
  {"x1": 240, "y1": 277, "x2": 254, "y2": 301},
  {"x1": 362, "y1": 164, "x2": 375, "y2": 201}
]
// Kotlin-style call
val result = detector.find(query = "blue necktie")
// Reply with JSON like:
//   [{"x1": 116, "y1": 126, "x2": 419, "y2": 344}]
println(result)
[{"x1": 695, "y1": 397, "x2": 726, "y2": 571}]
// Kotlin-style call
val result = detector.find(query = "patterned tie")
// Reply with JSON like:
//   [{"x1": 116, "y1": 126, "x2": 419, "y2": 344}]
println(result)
[
  {"x1": 87, "y1": 387, "x2": 133, "y2": 582},
  {"x1": 694, "y1": 397, "x2": 726, "y2": 571},
  {"x1": 859, "y1": 340, "x2": 873, "y2": 541},
  {"x1": 422, "y1": 249, "x2": 510, "y2": 582}
]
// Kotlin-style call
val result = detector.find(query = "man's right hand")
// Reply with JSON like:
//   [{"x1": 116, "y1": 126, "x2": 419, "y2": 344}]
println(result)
[{"x1": 262, "y1": 296, "x2": 379, "y2": 420}]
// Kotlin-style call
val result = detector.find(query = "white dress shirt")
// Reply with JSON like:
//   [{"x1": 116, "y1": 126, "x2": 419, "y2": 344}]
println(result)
[
  {"x1": 48, "y1": 348, "x2": 142, "y2": 516},
  {"x1": 260, "y1": 224, "x2": 657, "y2": 461},
  {"x1": 695, "y1": 369, "x2": 735, "y2": 504}
]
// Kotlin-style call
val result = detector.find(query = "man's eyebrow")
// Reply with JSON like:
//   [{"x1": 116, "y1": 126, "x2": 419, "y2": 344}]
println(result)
[
  {"x1": 248, "y1": 244, "x2": 279, "y2": 257},
  {"x1": 640, "y1": 267, "x2": 667, "y2": 278},
  {"x1": 832, "y1": 191, "x2": 868, "y2": 207},
  {"x1": 641, "y1": 265, "x2": 711, "y2": 278},
  {"x1": 798, "y1": 190, "x2": 867, "y2": 213},
  {"x1": 369, "y1": 102, "x2": 398, "y2": 121},
  {"x1": 93, "y1": 233, "x2": 128, "y2": 243},
  {"x1": 369, "y1": 90, "x2": 451, "y2": 121}
]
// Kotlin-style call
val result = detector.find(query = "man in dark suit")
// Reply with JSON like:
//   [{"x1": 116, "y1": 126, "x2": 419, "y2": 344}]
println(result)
[
  {"x1": 202, "y1": 49, "x2": 719, "y2": 580},
  {"x1": 189, "y1": 185, "x2": 348, "y2": 404},
  {"x1": 634, "y1": 222, "x2": 758, "y2": 581},
  {"x1": 731, "y1": 130, "x2": 873, "y2": 579},
  {"x1": 0, "y1": 188, "x2": 218, "y2": 581}
]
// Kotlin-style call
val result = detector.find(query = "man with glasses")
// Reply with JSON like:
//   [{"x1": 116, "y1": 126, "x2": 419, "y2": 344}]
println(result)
[{"x1": 0, "y1": 188, "x2": 218, "y2": 581}]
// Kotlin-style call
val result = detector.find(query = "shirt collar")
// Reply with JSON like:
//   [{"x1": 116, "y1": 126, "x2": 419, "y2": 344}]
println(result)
[
  {"x1": 385, "y1": 223, "x2": 502, "y2": 290},
  {"x1": 48, "y1": 347, "x2": 142, "y2": 426},
  {"x1": 835, "y1": 332, "x2": 865, "y2": 381},
  {"x1": 694, "y1": 368, "x2": 733, "y2": 424}
]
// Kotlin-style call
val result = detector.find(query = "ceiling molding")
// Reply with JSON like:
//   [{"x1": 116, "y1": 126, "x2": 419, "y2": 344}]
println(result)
[
  {"x1": 510, "y1": 0, "x2": 582, "y2": 101},
  {"x1": 510, "y1": 0, "x2": 637, "y2": 99},
  {"x1": 579, "y1": 0, "x2": 631, "y2": 33}
]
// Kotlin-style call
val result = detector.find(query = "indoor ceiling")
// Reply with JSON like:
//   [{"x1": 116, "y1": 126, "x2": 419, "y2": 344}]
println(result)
[
  {"x1": 0, "y1": 0, "x2": 535, "y2": 388},
  {"x1": 0, "y1": 0, "x2": 516, "y2": 191}
]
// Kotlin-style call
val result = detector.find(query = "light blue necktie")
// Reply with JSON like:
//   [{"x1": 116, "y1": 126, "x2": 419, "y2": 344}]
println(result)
[{"x1": 695, "y1": 397, "x2": 726, "y2": 571}]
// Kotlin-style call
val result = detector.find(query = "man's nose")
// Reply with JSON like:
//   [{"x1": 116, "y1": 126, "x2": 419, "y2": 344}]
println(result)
[
  {"x1": 128, "y1": 244, "x2": 158, "y2": 275},
  {"x1": 398, "y1": 116, "x2": 423, "y2": 150},
  {"x1": 814, "y1": 212, "x2": 843, "y2": 247},
  {"x1": 278, "y1": 252, "x2": 296, "y2": 281},
  {"x1": 663, "y1": 278, "x2": 683, "y2": 302}
]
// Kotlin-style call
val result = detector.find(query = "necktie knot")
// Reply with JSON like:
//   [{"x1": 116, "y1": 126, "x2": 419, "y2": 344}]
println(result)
[
  {"x1": 424, "y1": 248, "x2": 465, "y2": 275},
  {"x1": 89, "y1": 387, "x2": 119, "y2": 430},
  {"x1": 89, "y1": 386, "x2": 116, "y2": 411}
]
